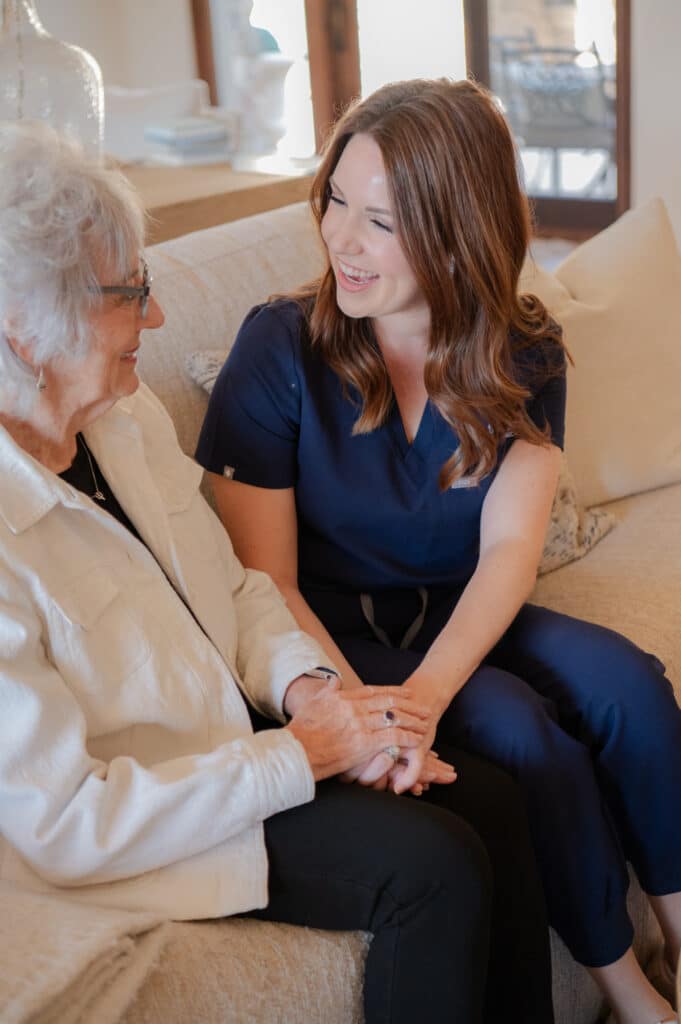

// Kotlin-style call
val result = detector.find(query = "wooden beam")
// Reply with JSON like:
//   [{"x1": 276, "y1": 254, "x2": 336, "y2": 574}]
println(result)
[
  {"x1": 615, "y1": 0, "x2": 631, "y2": 216},
  {"x1": 305, "y1": 0, "x2": 361, "y2": 152},
  {"x1": 190, "y1": 0, "x2": 218, "y2": 106},
  {"x1": 462, "y1": 0, "x2": 490, "y2": 86}
]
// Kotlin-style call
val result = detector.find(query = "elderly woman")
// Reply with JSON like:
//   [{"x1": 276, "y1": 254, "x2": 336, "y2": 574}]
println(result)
[{"x1": 0, "y1": 123, "x2": 553, "y2": 1024}]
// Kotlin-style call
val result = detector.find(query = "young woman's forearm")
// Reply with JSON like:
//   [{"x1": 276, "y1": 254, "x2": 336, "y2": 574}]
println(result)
[{"x1": 409, "y1": 538, "x2": 539, "y2": 712}]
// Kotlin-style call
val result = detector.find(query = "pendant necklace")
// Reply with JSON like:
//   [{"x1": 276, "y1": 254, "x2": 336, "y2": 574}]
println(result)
[{"x1": 78, "y1": 434, "x2": 106, "y2": 502}]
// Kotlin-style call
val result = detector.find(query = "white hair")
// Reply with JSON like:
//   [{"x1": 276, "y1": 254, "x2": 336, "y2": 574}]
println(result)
[{"x1": 0, "y1": 121, "x2": 145, "y2": 414}]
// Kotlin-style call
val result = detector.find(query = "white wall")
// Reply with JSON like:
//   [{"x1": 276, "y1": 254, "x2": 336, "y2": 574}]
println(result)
[
  {"x1": 38, "y1": 0, "x2": 197, "y2": 88},
  {"x1": 356, "y1": 0, "x2": 466, "y2": 97},
  {"x1": 631, "y1": 0, "x2": 681, "y2": 242}
]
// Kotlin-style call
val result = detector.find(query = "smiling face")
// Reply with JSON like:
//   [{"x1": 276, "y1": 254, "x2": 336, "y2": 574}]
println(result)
[
  {"x1": 320, "y1": 133, "x2": 429, "y2": 332},
  {"x1": 88, "y1": 258, "x2": 164, "y2": 399},
  {"x1": 48, "y1": 257, "x2": 165, "y2": 427}
]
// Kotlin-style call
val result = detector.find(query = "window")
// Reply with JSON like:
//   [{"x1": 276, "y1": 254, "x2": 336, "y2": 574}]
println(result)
[
  {"x1": 192, "y1": 0, "x2": 630, "y2": 233},
  {"x1": 465, "y1": 0, "x2": 630, "y2": 233}
]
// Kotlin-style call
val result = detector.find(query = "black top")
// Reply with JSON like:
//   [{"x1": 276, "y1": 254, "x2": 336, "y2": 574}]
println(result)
[{"x1": 59, "y1": 434, "x2": 142, "y2": 542}]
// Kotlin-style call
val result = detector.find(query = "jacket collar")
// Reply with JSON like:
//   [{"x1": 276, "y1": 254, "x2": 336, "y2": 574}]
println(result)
[
  {"x1": 0, "y1": 395, "x2": 142, "y2": 535},
  {"x1": 0, "y1": 385, "x2": 203, "y2": 608},
  {"x1": 0, "y1": 426, "x2": 78, "y2": 535}
]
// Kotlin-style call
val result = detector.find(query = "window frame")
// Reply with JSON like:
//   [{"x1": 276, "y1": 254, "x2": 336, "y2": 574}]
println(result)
[{"x1": 463, "y1": 0, "x2": 631, "y2": 236}]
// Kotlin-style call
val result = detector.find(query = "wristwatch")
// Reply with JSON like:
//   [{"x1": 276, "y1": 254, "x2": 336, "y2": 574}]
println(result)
[{"x1": 303, "y1": 666, "x2": 341, "y2": 682}]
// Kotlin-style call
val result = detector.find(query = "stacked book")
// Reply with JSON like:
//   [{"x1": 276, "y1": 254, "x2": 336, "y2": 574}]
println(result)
[{"x1": 144, "y1": 116, "x2": 236, "y2": 165}]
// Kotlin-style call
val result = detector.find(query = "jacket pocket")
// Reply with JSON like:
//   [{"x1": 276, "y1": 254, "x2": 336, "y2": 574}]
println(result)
[{"x1": 46, "y1": 566, "x2": 152, "y2": 694}]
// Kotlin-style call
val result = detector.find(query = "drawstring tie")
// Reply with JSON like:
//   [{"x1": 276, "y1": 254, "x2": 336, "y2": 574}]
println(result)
[{"x1": 360, "y1": 587, "x2": 429, "y2": 650}]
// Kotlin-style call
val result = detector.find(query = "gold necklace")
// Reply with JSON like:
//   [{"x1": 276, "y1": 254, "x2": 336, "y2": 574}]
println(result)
[{"x1": 78, "y1": 434, "x2": 106, "y2": 502}]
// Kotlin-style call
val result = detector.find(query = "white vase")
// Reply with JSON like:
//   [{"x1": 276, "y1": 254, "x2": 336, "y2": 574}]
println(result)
[
  {"x1": 236, "y1": 52, "x2": 294, "y2": 155},
  {"x1": 0, "y1": 0, "x2": 104, "y2": 159},
  {"x1": 208, "y1": 0, "x2": 294, "y2": 156}
]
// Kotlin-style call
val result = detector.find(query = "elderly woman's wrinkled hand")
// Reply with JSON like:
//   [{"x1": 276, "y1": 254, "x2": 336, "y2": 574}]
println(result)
[{"x1": 286, "y1": 680, "x2": 431, "y2": 782}]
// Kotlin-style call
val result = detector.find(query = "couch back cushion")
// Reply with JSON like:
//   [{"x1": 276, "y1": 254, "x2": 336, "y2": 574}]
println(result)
[{"x1": 142, "y1": 202, "x2": 323, "y2": 458}]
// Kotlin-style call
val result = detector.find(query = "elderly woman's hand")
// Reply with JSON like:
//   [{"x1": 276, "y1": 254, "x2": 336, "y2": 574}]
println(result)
[{"x1": 286, "y1": 680, "x2": 431, "y2": 782}]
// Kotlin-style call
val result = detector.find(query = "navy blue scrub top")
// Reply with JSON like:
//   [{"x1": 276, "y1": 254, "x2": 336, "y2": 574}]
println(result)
[{"x1": 196, "y1": 300, "x2": 566, "y2": 594}]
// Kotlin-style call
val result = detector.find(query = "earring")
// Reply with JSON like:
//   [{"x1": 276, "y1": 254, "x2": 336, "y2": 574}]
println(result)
[
  {"x1": 448, "y1": 255, "x2": 456, "y2": 275},
  {"x1": 36, "y1": 366, "x2": 47, "y2": 392}
]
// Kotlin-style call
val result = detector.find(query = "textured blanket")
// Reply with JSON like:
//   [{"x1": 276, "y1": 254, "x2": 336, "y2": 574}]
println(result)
[{"x1": 0, "y1": 882, "x2": 168, "y2": 1024}]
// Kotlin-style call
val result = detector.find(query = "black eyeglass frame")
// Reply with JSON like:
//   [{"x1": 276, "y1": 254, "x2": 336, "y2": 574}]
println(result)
[{"x1": 96, "y1": 257, "x2": 152, "y2": 318}]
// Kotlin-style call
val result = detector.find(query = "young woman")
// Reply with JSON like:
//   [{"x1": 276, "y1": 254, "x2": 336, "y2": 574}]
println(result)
[{"x1": 196, "y1": 79, "x2": 681, "y2": 1024}]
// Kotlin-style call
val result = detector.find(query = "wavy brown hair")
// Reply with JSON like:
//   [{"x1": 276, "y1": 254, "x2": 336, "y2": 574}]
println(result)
[{"x1": 292, "y1": 78, "x2": 565, "y2": 489}]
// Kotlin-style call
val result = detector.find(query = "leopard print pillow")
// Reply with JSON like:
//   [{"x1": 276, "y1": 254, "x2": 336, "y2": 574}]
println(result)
[{"x1": 539, "y1": 454, "x2": 616, "y2": 575}]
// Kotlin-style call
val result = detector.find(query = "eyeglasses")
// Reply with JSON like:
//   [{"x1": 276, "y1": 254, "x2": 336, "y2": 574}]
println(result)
[{"x1": 96, "y1": 257, "x2": 152, "y2": 318}]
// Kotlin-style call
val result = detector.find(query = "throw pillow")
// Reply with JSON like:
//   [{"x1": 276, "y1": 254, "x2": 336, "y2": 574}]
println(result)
[
  {"x1": 521, "y1": 197, "x2": 681, "y2": 507},
  {"x1": 538, "y1": 454, "x2": 615, "y2": 575},
  {"x1": 186, "y1": 348, "x2": 225, "y2": 395},
  {"x1": 185, "y1": 349, "x2": 615, "y2": 576}
]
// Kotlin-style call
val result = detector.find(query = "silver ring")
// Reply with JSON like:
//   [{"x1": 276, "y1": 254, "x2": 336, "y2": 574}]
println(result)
[
  {"x1": 382, "y1": 709, "x2": 396, "y2": 727},
  {"x1": 384, "y1": 745, "x2": 400, "y2": 761}
]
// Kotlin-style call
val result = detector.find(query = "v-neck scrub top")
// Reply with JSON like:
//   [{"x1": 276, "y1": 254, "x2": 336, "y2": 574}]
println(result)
[{"x1": 196, "y1": 300, "x2": 566, "y2": 595}]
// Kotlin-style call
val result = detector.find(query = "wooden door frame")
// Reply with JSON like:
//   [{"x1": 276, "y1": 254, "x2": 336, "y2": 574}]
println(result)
[
  {"x1": 191, "y1": 0, "x2": 218, "y2": 106},
  {"x1": 304, "y1": 0, "x2": 361, "y2": 152},
  {"x1": 463, "y1": 0, "x2": 630, "y2": 235}
]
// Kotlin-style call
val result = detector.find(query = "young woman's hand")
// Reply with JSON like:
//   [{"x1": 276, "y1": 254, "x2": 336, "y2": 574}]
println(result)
[
  {"x1": 286, "y1": 681, "x2": 431, "y2": 781},
  {"x1": 338, "y1": 751, "x2": 395, "y2": 789},
  {"x1": 335, "y1": 668, "x2": 457, "y2": 793},
  {"x1": 339, "y1": 746, "x2": 456, "y2": 794},
  {"x1": 380, "y1": 667, "x2": 457, "y2": 793},
  {"x1": 391, "y1": 748, "x2": 457, "y2": 796},
  {"x1": 378, "y1": 710, "x2": 433, "y2": 795}
]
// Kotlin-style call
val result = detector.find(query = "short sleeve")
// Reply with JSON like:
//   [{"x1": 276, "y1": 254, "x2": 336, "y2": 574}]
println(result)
[
  {"x1": 516, "y1": 334, "x2": 567, "y2": 450},
  {"x1": 195, "y1": 302, "x2": 303, "y2": 488}
]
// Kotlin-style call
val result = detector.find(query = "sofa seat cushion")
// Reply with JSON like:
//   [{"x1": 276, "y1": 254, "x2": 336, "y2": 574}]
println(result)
[
  {"x1": 532, "y1": 481, "x2": 681, "y2": 696},
  {"x1": 122, "y1": 918, "x2": 368, "y2": 1024}
]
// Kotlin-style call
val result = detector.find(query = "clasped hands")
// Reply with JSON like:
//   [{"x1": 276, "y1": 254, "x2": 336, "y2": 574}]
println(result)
[{"x1": 285, "y1": 675, "x2": 455, "y2": 795}]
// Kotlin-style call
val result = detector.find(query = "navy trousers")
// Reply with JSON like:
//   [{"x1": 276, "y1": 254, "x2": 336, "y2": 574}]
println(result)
[{"x1": 307, "y1": 586, "x2": 681, "y2": 967}]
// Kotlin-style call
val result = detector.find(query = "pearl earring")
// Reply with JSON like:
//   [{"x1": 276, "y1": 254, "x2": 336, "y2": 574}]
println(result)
[{"x1": 36, "y1": 367, "x2": 47, "y2": 391}]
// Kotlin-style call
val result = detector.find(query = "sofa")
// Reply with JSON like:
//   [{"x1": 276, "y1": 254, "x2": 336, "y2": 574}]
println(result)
[{"x1": 6, "y1": 199, "x2": 679, "y2": 1024}]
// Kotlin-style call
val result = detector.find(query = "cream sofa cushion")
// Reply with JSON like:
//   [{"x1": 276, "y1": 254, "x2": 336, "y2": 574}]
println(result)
[
  {"x1": 533, "y1": 481, "x2": 681, "y2": 691},
  {"x1": 521, "y1": 198, "x2": 681, "y2": 507},
  {"x1": 122, "y1": 919, "x2": 368, "y2": 1024}
]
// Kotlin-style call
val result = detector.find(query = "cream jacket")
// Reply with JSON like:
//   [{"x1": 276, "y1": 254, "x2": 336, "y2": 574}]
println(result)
[{"x1": 0, "y1": 384, "x2": 328, "y2": 919}]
